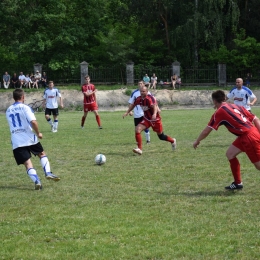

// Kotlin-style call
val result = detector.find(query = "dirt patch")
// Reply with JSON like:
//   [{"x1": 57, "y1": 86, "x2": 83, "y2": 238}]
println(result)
[{"x1": 1, "y1": 89, "x2": 260, "y2": 112}]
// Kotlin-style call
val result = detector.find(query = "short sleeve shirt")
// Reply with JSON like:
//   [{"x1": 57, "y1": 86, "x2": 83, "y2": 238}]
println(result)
[
  {"x1": 82, "y1": 84, "x2": 96, "y2": 104},
  {"x1": 43, "y1": 88, "x2": 61, "y2": 109}
]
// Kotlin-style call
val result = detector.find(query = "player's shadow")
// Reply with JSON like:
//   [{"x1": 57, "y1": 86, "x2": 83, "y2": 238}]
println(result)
[
  {"x1": 0, "y1": 185, "x2": 33, "y2": 191},
  {"x1": 159, "y1": 190, "x2": 242, "y2": 197}
]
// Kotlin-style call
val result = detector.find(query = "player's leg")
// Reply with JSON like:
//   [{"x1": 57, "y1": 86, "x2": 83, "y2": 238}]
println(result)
[
  {"x1": 155, "y1": 122, "x2": 176, "y2": 150},
  {"x1": 45, "y1": 108, "x2": 53, "y2": 130},
  {"x1": 52, "y1": 109, "x2": 59, "y2": 132},
  {"x1": 81, "y1": 106, "x2": 88, "y2": 128},
  {"x1": 93, "y1": 109, "x2": 102, "y2": 129},
  {"x1": 135, "y1": 117, "x2": 150, "y2": 144},
  {"x1": 133, "y1": 123, "x2": 147, "y2": 155},
  {"x1": 225, "y1": 144, "x2": 243, "y2": 189},
  {"x1": 13, "y1": 147, "x2": 42, "y2": 190}
]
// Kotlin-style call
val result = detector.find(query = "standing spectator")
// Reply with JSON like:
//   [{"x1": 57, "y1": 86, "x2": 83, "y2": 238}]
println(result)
[
  {"x1": 245, "y1": 73, "x2": 252, "y2": 87},
  {"x1": 171, "y1": 74, "x2": 178, "y2": 89},
  {"x1": 24, "y1": 74, "x2": 32, "y2": 89},
  {"x1": 18, "y1": 72, "x2": 26, "y2": 88},
  {"x1": 11, "y1": 73, "x2": 19, "y2": 88},
  {"x1": 226, "y1": 78, "x2": 257, "y2": 112},
  {"x1": 81, "y1": 75, "x2": 102, "y2": 129},
  {"x1": 143, "y1": 74, "x2": 151, "y2": 88},
  {"x1": 128, "y1": 81, "x2": 151, "y2": 144},
  {"x1": 150, "y1": 73, "x2": 157, "y2": 89},
  {"x1": 3, "y1": 71, "x2": 10, "y2": 89},
  {"x1": 34, "y1": 70, "x2": 41, "y2": 88},
  {"x1": 42, "y1": 81, "x2": 63, "y2": 133},
  {"x1": 41, "y1": 72, "x2": 47, "y2": 88},
  {"x1": 6, "y1": 89, "x2": 60, "y2": 190},
  {"x1": 193, "y1": 90, "x2": 260, "y2": 190},
  {"x1": 123, "y1": 85, "x2": 176, "y2": 155}
]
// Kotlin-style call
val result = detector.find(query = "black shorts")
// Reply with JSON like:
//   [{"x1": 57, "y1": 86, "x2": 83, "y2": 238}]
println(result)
[
  {"x1": 13, "y1": 142, "x2": 44, "y2": 165},
  {"x1": 45, "y1": 108, "x2": 59, "y2": 116},
  {"x1": 134, "y1": 117, "x2": 144, "y2": 126}
]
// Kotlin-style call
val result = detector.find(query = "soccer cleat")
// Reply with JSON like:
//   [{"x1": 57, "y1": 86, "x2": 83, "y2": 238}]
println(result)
[
  {"x1": 99, "y1": 126, "x2": 103, "y2": 129},
  {"x1": 225, "y1": 182, "x2": 243, "y2": 190},
  {"x1": 45, "y1": 172, "x2": 61, "y2": 182},
  {"x1": 133, "y1": 148, "x2": 142, "y2": 155},
  {"x1": 171, "y1": 138, "x2": 177, "y2": 151},
  {"x1": 52, "y1": 128, "x2": 57, "y2": 133},
  {"x1": 35, "y1": 180, "x2": 43, "y2": 190},
  {"x1": 146, "y1": 141, "x2": 151, "y2": 144}
]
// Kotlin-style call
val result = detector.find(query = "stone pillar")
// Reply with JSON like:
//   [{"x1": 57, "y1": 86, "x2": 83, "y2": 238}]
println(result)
[
  {"x1": 218, "y1": 63, "x2": 226, "y2": 86},
  {"x1": 34, "y1": 63, "x2": 43, "y2": 74},
  {"x1": 172, "y1": 61, "x2": 181, "y2": 77},
  {"x1": 126, "y1": 61, "x2": 134, "y2": 85},
  {"x1": 80, "y1": 61, "x2": 89, "y2": 85}
]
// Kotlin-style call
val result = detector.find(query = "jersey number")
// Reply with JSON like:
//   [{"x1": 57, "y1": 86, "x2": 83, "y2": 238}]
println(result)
[
  {"x1": 234, "y1": 108, "x2": 247, "y2": 122},
  {"x1": 9, "y1": 113, "x2": 22, "y2": 127}
]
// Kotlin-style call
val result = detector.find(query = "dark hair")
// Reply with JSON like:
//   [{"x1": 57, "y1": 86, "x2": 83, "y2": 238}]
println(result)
[
  {"x1": 13, "y1": 89, "x2": 24, "y2": 101},
  {"x1": 85, "y1": 75, "x2": 90, "y2": 79},
  {"x1": 212, "y1": 90, "x2": 226, "y2": 103}
]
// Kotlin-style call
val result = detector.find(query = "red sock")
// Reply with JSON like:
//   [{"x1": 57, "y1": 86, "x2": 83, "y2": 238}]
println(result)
[
  {"x1": 135, "y1": 133, "x2": 142, "y2": 150},
  {"x1": 81, "y1": 116, "x2": 86, "y2": 127},
  {"x1": 166, "y1": 136, "x2": 174, "y2": 143},
  {"x1": 229, "y1": 157, "x2": 242, "y2": 184},
  {"x1": 96, "y1": 115, "x2": 101, "y2": 127}
]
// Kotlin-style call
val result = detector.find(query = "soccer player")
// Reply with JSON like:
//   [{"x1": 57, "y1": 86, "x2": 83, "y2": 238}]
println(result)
[
  {"x1": 128, "y1": 81, "x2": 151, "y2": 144},
  {"x1": 123, "y1": 85, "x2": 176, "y2": 155},
  {"x1": 6, "y1": 89, "x2": 60, "y2": 190},
  {"x1": 81, "y1": 75, "x2": 102, "y2": 129},
  {"x1": 193, "y1": 90, "x2": 260, "y2": 190},
  {"x1": 43, "y1": 81, "x2": 63, "y2": 133},
  {"x1": 226, "y1": 78, "x2": 257, "y2": 112}
]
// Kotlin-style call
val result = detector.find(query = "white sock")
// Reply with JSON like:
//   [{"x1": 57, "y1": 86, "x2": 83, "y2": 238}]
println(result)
[
  {"x1": 27, "y1": 168, "x2": 40, "y2": 183},
  {"x1": 47, "y1": 119, "x2": 53, "y2": 126},
  {"x1": 144, "y1": 131, "x2": 150, "y2": 142},
  {"x1": 54, "y1": 121, "x2": 58, "y2": 129},
  {"x1": 40, "y1": 156, "x2": 51, "y2": 175}
]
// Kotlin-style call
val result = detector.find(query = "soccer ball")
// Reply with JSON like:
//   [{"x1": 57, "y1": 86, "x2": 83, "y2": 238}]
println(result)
[{"x1": 95, "y1": 154, "x2": 106, "y2": 165}]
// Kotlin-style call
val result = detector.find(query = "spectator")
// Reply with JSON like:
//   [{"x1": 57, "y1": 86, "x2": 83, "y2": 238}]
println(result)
[
  {"x1": 24, "y1": 74, "x2": 32, "y2": 89},
  {"x1": 18, "y1": 72, "x2": 26, "y2": 88},
  {"x1": 3, "y1": 71, "x2": 10, "y2": 89},
  {"x1": 143, "y1": 74, "x2": 151, "y2": 88},
  {"x1": 150, "y1": 73, "x2": 157, "y2": 89},
  {"x1": 34, "y1": 70, "x2": 41, "y2": 88},
  {"x1": 245, "y1": 73, "x2": 252, "y2": 87},
  {"x1": 171, "y1": 74, "x2": 178, "y2": 89},
  {"x1": 41, "y1": 72, "x2": 47, "y2": 88},
  {"x1": 30, "y1": 73, "x2": 37, "y2": 88},
  {"x1": 11, "y1": 73, "x2": 19, "y2": 88}
]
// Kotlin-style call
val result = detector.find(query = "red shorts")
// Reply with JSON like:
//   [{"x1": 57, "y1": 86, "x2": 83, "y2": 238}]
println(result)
[
  {"x1": 83, "y1": 102, "x2": 98, "y2": 112},
  {"x1": 139, "y1": 118, "x2": 163, "y2": 133},
  {"x1": 233, "y1": 129, "x2": 260, "y2": 163}
]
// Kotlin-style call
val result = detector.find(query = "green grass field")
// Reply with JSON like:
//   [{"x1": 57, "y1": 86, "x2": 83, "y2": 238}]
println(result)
[{"x1": 1, "y1": 108, "x2": 260, "y2": 259}]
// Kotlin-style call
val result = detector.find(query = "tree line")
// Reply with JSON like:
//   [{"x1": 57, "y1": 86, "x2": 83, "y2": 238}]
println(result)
[{"x1": 0, "y1": 0, "x2": 259, "y2": 75}]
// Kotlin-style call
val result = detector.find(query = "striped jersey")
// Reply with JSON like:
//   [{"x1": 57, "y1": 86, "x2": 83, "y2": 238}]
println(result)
[
  {"x1": 208, "y1": 103, "x2": 256, "y2": 136},
  {"x1": 82, "y1": 84, "x2": 96, "y2": 104}
]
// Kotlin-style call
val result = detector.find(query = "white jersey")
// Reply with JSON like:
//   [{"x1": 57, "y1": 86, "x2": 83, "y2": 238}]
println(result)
[
  {"x1": 227, "y1": 86, "x2": 256, "y2": 110},
  {"x1": 6, "y1": 102, "x2": 38, "y2": 150},
  {"x1": 43, "y1": 88, "x2": 61, "y2": 109},
  {"x1": 128, "y1": 89, "x2": 152, "y2": 118}
]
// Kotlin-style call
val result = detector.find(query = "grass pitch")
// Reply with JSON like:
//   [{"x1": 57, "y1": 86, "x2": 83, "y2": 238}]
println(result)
[{"x1": 1, "y1": 108, "x2": 260, "y2": 259}]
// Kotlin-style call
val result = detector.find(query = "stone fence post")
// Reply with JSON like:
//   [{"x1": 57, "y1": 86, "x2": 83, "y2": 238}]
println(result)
[
  {"x1": 218, "y1": 63, "x2": 226, "y2": 86},
  {"x1": 126, "y1": 61, "x2": 134, "y2": 85},
  {"x1": 80, "y1": 61, "x2": 89, "y2": 85},
  {"x1": 34, "y1": 63, "x2": 42, "y2": 74},
  {"x1": 172, "y1": 61, "x2": 181, "y2": 77}
]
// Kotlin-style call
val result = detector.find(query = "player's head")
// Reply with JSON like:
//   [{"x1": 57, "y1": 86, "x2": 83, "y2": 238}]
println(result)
[
  {"x1": 138, "y1": 81, "x2": 145, "y2": 89},
  {"x1": 13, "y1": 89, "x2": 24, "y2": 101},
  {"x1": 85, "y1": 75, "x2": 90, "y2": 83},
  {"x1": 140, "y1": 85, "x2": 148, "y2": 98},
  {"x1": 212, "y1": 90, "x2": 226, "y2": 105},
  {"x1": 236, "y1": 78, "x2": 243, "y2": 89},
  {"x1": 48, "y1": 81, "x2": 54, "y2": 88}
]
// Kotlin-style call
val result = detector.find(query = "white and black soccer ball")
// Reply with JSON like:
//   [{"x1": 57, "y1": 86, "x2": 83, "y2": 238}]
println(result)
[{"x1": 95, "y1": 154, "x2": 106, "y2": 165}]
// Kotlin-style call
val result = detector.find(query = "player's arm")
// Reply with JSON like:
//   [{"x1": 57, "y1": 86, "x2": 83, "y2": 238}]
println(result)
[
  {"x1": 59, "y1": 96, "x2": 64, "y2": 108},
  {"x1": 193, "y1": 126, "x2": 213, "y2": 149},
  {"x1": 253, "y1": 117, "x2": 260, "y2": 133},
  {"x1": 123, "y1": 103, "x2": 135, "y2": 118},
  {"x1": 151, "y1": 103, "x2": 157, "y2": 120},
  {"x1": 128, "y1": 103, "x2": 134, "y2": 116},
  {"x1": 249, "y1": 96, "x2": 257, "y2": 106},
  {"x1": 31, "y1": 120, "x2": 43, "y2": 139}
]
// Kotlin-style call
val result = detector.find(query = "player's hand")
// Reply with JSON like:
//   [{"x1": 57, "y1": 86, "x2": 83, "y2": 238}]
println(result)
[
  {"x1": 152, "y1": 114, "x2": 156, "y2": 120},
  {"x1": 60, "y1": 104, "x2": 64, "y2": 108},
  {"x1": 38, "y1": 133, "x2": 43, "y2": 139},
  {"x1": 122, "y1": 112, "x2": 128, "y2": 119},
  {"x1": 129, "y1": 111, "x2": 133, "y2": 116},
  {"x1": 193, "y1": 140, "x2": 200, "y2": 149}
]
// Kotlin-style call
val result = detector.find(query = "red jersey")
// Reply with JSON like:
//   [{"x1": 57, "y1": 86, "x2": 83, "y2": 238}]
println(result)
[
  {"x1": 208, "y1": 103, "x2": 256, "y2": 136},
  {"x1": 134, "y1": 94, "x2": 161, "y2": 121},
  {"x1": 82, "y1": 84, "x2": 96, "y2": 104}
]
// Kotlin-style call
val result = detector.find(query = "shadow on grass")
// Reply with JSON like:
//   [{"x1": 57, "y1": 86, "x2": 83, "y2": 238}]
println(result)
[
  {"x1": 159, "y1": 190, "x2": 244, "y2": 197},
  {"x1": 0, "y1": 185, "x2": 33, "y2": 191}
]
